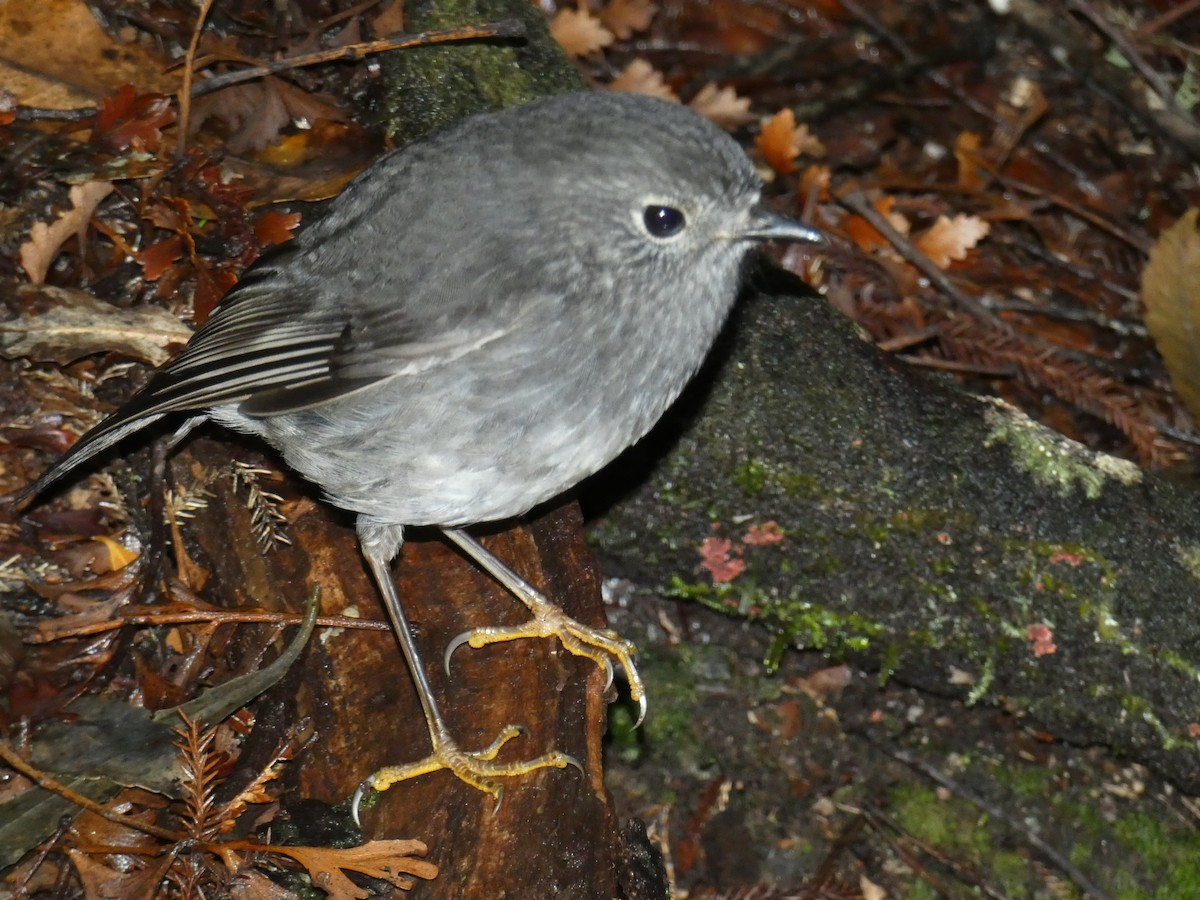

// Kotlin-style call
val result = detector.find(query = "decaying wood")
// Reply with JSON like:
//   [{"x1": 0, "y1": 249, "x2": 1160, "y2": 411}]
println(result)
[
  {"x1": 590, "y1": 277, "x2": 1200, "y2": 795},
  {"x1": 182, "y1": 438, "x2": 625, "y2": 898}
]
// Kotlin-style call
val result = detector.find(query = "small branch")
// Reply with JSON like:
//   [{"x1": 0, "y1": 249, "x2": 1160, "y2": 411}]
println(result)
[
  {"x1": 0, "y1": 743, "x2": 181, "y2": 842},
  {"x1": 836, "y1": 189, "x2": 998, "y2": 324},
  {"x1": 190, "y1": 20, "x2": 526, "y2": 97},
  {"x1": 31, "y1": 602, "x2": 391, "y2": 643},
  {"x1": 1065, "y1": 0, "x2": 1180, "y2": 115},
  {"x1": 176, "y1": 0, "x2": 217, "y2": 160},
  {"x1": 857, "y1": 733, "x2": 1115, "y2": 900}
]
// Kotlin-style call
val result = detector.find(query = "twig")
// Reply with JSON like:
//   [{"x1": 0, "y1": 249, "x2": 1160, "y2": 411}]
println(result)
[
  {"x1": 859, "y1": 804, "x2": 1012, "y2": 900},
  {"x1": 836, "y1": 189, "x2": 999, "y2": 324},
  {"x1": 994, "y1": 172, "x2": 1153, "y2": 254},
  {"x1": 856, "y1": 732, "x2": 1116, "y2": 900},
  {"x1": 31, "y1": 603, "x2": 391, "y2": 643},
  {"x1": 1065, "y1": 0, "x2": 1180, "y2": 115},
  {"x1": 177, "y1": 0, "x2": 217, "y2": 160},
  {"x1": 1135, "y1": 0, "x2": 1200, "y2": 38},
  {"x1": 190, "y1": 19, "x2": 525, "y2": 97},
  {"x1": 0, "y1": 743, "x2": 180, "y2": 842}
]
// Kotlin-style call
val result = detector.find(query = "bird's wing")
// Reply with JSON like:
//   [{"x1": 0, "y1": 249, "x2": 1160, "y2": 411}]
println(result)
[{"x1": 21, "y1": 252, "x2": 521, "y2": 498}]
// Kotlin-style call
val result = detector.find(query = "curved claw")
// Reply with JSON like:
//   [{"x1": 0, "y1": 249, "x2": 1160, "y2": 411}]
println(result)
[
  {"x1": 561, "y1": 752, "x2": 585, "y2": 775},
  {"x1": 444, "y1": 629, "x2": 474, "y2": 676},
  {"x1": 350, "y1": 780, "x2": 371, "y2": 828},
  {"x1": 634, "y1": 692, "x2": 647, "y2": 729}
]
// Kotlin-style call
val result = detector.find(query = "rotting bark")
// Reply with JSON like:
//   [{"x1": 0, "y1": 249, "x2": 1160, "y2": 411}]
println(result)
[
  {"x1": 181, "y1": 439, "x2": 626, "y2": 898},
  {"x1": 586, "y1": 268, "x2": 1200, "y2": 795}
]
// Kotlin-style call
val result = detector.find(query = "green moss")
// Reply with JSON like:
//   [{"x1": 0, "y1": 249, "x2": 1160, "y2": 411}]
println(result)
[
  {"x1": 982, "y1": 399, "x2": 1142, "y2": 499},
  {"x1": 667, "y1": 577, "x2": 883, "y2": 672},
  {"x1": 378, "y1": 0, "x2": 583, "y2": 142},
  {"x1": 1111, "y1": 813, "x2": 1200, "y2": 898},
  {"x1": 1120, "y1": 696, "x2": 1190, "y2": 752},
  {"x1": 1171, "y1": 541, "x2": 1200, "y2": 582},
  {"x1": 889, "y1": 782, "x2": 1030, "y2": 894},
  {"x1": 732, "y1": 459, "x2": 769, "y2": 496}
]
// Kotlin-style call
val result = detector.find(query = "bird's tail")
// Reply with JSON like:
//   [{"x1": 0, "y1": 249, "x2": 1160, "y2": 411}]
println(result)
[{"x1": 10, "y1": 408, "x2": 169, "y2": 511}]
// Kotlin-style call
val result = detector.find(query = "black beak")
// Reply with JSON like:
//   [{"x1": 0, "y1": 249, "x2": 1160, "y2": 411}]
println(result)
[{"x1": 742, "y1": 205, "x2": 827, "y2": 245}]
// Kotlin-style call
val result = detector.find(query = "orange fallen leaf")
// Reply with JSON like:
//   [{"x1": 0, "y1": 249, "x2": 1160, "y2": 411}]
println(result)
[
  {"x1": 550, "y1": 7, "x2": 614, "y2": 57},
  {"x1": 756, "y1": 108, "x2": 825, "y2": 175},
  {"x1": 275, "y1": 840, "x2": 438, "y2": 898},
  {"x1": 743, "y1": 520, "x2": 785, "y2": 545},
  {"x1": 1027, "y1": 623, "x2": 1057, "y2": 657},
  {"x1": 842, "y1": 194, "x2": 910, "y2": 253},
  {"x1": 690, "y1": 82, "x2": 755, "y2": 129},
  {"x1": 598, "y1": 0, "x2": 657, "y2": 39},
  {"x1": 254, "y1": 209, "x2": 303, "y2": 248},
  {"x1": 913, "y1": 213, "x2": 990, "y2": 268},
  {"x1": 609, "y1": 59, "x2": 678, "y2": 102},
  {"x1": 94, "y1": 535, "x2": 139, "y2": 570}
]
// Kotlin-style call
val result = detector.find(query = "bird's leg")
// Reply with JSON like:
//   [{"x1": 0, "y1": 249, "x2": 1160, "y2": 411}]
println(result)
[
  {"x1": 352, "y1": 539, "x2": 577, "y2": 823},
  {"x1": 441, "y1": 527, "x2": 646, "y2": 726}
]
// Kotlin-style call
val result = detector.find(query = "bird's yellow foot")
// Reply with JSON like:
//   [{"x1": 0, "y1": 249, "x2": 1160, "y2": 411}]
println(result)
[
  {"x1": 445, "y1": 597, "x2": 646, "y2": 725},
  {"x1": 351, "y1": 725, "x2": 578, "y2": 824}
]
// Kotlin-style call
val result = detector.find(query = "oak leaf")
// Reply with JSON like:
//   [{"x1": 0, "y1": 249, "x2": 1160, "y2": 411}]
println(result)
[
  {"x1": 609, "y1": 59, "x2": 678, "y2": 102},
  {"x1": 598, "y1": 0, "x2": 657, "y2": 39},
  {"x1": 274, "y1": 840, "x2": 438, "y2": 898},
  {"x1": 550, "y1": 7, "x2": 614, "y2": 57},
  {"x1": 914, "y1": 213, "x2": 990, "y2": 268},
  {"x1": 756, "y1": 108, "x2": 825, "y2": 175},
  {"x1": 689, "y1": 82, "x2": 755, "y2": 129},
  {"x1": 18, "y1": 181, "x2": 113, "y2": 284}
]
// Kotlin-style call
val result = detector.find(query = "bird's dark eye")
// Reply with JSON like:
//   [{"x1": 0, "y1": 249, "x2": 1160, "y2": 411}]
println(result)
[{"x1": 643, "y1": 205, "x2": 686, "y2": 238}]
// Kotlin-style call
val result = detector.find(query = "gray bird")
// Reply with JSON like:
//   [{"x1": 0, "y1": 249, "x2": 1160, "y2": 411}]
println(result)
[{"x1": 21, "y1": 90, "x2": 825, "y2": 810}]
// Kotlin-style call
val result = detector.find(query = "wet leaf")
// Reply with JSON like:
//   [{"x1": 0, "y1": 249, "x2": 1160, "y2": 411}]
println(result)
[{"x1": 1142, "y1": 209, "x2": 1200, "y2": 420}]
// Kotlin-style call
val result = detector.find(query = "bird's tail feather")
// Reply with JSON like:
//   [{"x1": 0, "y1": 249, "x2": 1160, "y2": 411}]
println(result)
[{"x1": 13, "y1": 409, "x2": 168, "y2": 511}]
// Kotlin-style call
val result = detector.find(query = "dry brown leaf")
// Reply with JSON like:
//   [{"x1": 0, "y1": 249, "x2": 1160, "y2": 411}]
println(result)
[
  {"x1": 18, "y1": 181, "x2": 114, "y2": 285},
  {"x1": 229, "y1": 870, "x2": 301, "y2": 900},
  {"x1": 276, "y1": 840, "x2": 438, "y2": 898},
  {"x1": 372, "y1": 0, "x2": 406, "y2": 36},
  {"x1": 0, "y1": 0, "x2": 175, "y2": 108},
  {"x1": 94, "y1": 535, "x2": 139, "y2": 571},
  {"x1": 843, "y1": 195, "x2": 910, "y2": 253},
  {"x1": 689, "y1": 82, "x2": 755, "y2": 129},
  {"x1": 0, "y1": 283, "x2": 193, "y2": 367},
  {"x1": 878, "y1": 196, "x2": 911, "y2": 236},
  {"x1": 755, "y1": 108, "x2": 826, "y2": 175},
  {"x1": 190, "y1": 77, "x2": 345, "y2": 154},
  {"x1": 861, "y1": 873, "x2": 888, "y2": 900},
  {"x1": 914, "y1": 213, "x2": 990, "y2": 268},
  {"x1": 1142, "y1": 209, "x2": 1200, "y2": 420},
  {"x1": 68, "y1": 848, "x2": 173, "y2": 900},
  {"x1": 598, "y1": 0, "x2": 657, "y2": 39},
  {"x1": 954, "y1": 131, "x2": 987, "y2": 192},
  {"x1": 549, "y1": 7, "x2": 614, "y2": 57},
  {"x1": 608, "y1": 59, "x2": 679, "y2": 102}
]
